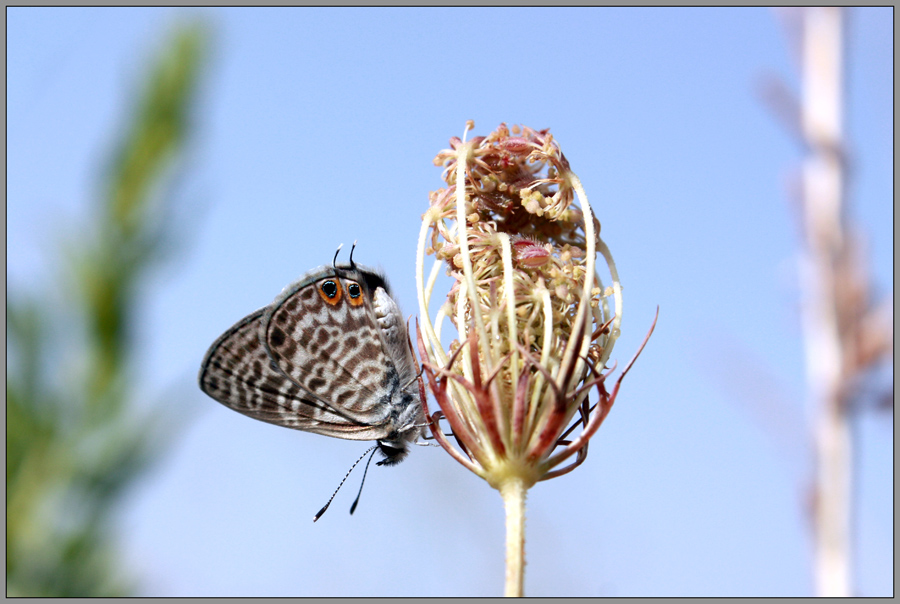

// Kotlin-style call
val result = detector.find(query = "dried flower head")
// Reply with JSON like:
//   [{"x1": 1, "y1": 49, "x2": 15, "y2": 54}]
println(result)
[
  {"x1": 417, "y1": 122, "x2": 650, "y2": 485},
  {"x1": 415, "y1": 122, "x2": 653, "y2": 596}
]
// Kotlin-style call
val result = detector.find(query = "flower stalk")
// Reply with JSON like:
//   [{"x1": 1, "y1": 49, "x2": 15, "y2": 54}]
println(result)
[
  {"x1": 416, "y1": 122, "x2": 654, "y2": 596},
  {"x1": 501, "y1": 477, "x2": 527, "y2": 597}
]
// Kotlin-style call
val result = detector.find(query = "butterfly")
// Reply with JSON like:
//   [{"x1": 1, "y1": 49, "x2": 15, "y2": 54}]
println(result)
[{"x1": 198, "y1": 251, "x2": 426, "y2": 518}]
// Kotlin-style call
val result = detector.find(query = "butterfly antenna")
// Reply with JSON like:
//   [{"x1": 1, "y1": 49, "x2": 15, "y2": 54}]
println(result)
[
  {"x1": 348, "y1": 445, "x2": 379, "y2": 515},
  {"x1": 348, "y1": 240, "x2": 358, "y2": 269},
  {"x1": 313, "y1": 444, "x2": 377, "y2": 522},
  {"x1": 332, "y1": 243, "x2": 344, "y2": 269}
]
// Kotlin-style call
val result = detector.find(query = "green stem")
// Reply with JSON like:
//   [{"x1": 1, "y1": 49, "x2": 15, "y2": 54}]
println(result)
[{"x1": 500, "y1": 477, "x2": 527, "y2": 597}]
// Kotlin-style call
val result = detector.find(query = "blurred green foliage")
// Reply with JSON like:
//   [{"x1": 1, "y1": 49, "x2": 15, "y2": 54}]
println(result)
[{"x1": 7, "y1": 23, "x2": 207, "y2": 596}]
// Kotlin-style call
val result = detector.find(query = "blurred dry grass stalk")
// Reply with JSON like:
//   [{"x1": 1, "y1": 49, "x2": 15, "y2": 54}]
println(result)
[
  {"x1": 415, "y1": 122, "x2": 654, "y2": 596},
  {"x1": 6, "y1": 24, "x2": 206, "y2": 596},
  {"x1": 765, "y1": 7, "x2": 892, "y2": 596}
]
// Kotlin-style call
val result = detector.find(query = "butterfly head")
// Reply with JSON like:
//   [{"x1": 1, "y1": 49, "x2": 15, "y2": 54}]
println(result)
[
  {"x1": 331, "y1": 263, "x2": 390, "y2": 296},
  {"x1": 375, "y1": 442, "x2": 409, "y2": 466}
]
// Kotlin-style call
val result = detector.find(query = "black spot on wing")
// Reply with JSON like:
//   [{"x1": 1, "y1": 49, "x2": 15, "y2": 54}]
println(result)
[{"x1": 270, "y1": 327, "x2": 285, "y2": 347}]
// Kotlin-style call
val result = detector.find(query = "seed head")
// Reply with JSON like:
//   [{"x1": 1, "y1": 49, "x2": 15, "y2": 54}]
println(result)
[{"x1": 415, "y1": 122, "x2": 652, "y2": 490}]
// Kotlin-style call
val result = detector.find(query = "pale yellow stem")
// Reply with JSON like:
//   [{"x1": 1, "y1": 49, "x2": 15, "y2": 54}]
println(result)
[
  {"x1": 558, "y1": 172, "x2": 596, "y2": 394},
  {"x1": 500, "y1": 477, "x2": 528, "y2": 597},
  {"x1": 416, "y1": 208, "x2": 445, "y2": 364},
  {"x1": 498, "y1": 233, "x2": 520, "y2": 402},
  {"x1": 595, "y1": 236, "x2": 623, "y2": 366}
]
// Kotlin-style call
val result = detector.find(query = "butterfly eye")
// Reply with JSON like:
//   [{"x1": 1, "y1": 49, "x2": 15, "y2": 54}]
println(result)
[
  {"x1": 318, "y1": 280, "x2": 342, "y2": 305},
  {"x1": 346, "y1": 281, "x2": 365, "y2": 306}
]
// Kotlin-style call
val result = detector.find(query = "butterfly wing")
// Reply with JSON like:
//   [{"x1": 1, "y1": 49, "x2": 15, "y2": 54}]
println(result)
[
  {"x1": 198, "y1": 308, "x2": 390, "y2": 441},
  {"x1": 261, "y1": 266, "x2": 403, "y2": 427}
]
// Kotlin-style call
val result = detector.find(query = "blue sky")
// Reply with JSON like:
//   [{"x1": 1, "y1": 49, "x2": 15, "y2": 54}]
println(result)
[{"x1": 7, "y1": 7, "x2": 892, "y2": 597}]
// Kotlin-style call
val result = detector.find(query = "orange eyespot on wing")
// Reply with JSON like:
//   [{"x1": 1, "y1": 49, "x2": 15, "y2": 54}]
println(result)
[
  {"x1": 345, "y1": 280, "x2": 365, "y2": 306},
  {"x1": 318, "y1": 279, "x2": 343, "y2": 305}
]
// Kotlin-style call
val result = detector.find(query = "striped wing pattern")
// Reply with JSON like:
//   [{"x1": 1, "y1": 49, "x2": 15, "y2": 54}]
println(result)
[
  {"x1": 198, "y1": 269, "x2": 399, "y2": 441},
  {"x1": 262, "y1": 277, "x2": 399, "y2": 424}
]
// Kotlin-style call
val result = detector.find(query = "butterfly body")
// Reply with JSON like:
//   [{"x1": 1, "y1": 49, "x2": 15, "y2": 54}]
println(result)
[{"x1": 199, "y1": 263, "x2": 425, "y2": 466}]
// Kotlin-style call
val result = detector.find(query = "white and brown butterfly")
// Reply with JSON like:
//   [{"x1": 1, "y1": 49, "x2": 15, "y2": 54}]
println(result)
[{"x1": 198, "y1": 252, "x2": 425, "y2": 518}]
